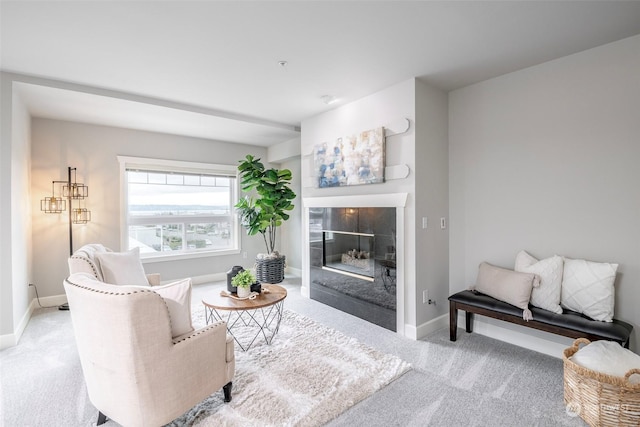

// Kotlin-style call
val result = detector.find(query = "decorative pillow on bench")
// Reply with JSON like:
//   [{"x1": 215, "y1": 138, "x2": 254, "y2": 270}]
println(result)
[
  {"x1": 515, "y1": 251, "x2": 564, "y2": 314},
  {"x1": 472, "y1": 262, "x2": 539, "y2": 320},
  {"x1": 561, "y1": 258, "x2": 618, "y2": 322},
  {"x1": 515, "y1": 250, "x2": 618, "y2": 322}
]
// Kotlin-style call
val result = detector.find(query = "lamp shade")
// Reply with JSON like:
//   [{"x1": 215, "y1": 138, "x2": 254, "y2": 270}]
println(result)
[
  {"x1": 72, "y1": 208, "x2": 91, "y2": 224},
  {"x1": 63, "y1": 183, "x2": 88, "y2": 199},
  {"x1": 41, "y1": 196, "x2": 66, "y2": 213}
]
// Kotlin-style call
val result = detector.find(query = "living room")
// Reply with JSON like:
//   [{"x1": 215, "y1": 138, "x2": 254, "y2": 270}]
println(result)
[{"x1": 2, "y1": 2, "x2": 640, "y2": 425}]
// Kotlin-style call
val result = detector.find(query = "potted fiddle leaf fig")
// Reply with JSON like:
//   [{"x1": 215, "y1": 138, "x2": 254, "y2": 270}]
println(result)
[{"x1": 235, "y1": 154, "x2": 296, "y2": 284}]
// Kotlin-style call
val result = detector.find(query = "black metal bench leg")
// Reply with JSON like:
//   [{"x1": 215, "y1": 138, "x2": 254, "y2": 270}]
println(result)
[
  {"x1": 449, "y1": 301, "x2": 458, "y2": 341},
  {"x1": 97, "y1": 411, "x2": 107, "y2": 425},
  {"x1": 466, "y1": 312, "x2": 473, "y2": 333},
  {"x1": 223, "y1": 381, "x2": 233, "y2": 402}
]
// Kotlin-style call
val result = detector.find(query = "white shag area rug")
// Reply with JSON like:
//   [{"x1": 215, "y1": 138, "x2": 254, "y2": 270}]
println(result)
[{"x1": 168, "y1": 309, "x2": 411, "y2": 427}]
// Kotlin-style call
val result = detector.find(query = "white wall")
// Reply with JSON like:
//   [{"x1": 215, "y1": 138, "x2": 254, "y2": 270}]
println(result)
[
  {"x1": 31, "y1": 119, "x2": 271, "y2": 299},
  {"x1": 415, "y1": 79, "x2": 449, "y2": 326},
  {"x1": 279, "y1": 157, "x2": 302, "y2": 273},
  {"x1": 449, "y1": 35, "x2": 640, "y2": 352},
  {"x1": 268, "y1": 137, "x2": 301, "y2": 164},
  {"x1": 268, "y1": 137, "x2": 302, "y2": 273},
  {"x1": 0, "y1": 74, "x2": 33, "y2": 346},
  {"x1": 11, "y1": 85, "x2": 32, "y2": 331},
  {"x1": 0, "y1": 73, "x2": 14, "y2": 338}
]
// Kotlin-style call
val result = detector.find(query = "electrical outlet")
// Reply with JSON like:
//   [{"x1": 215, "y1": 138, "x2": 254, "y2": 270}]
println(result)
[
  {"x1": 242, "y1": 251, "x2": 247, "y2": 259},
  {"x1": 422, "y1": 217, "x2": 428, "y2": 229},
  {"x1": 423, "y1": 290, "x2": 429, "y2": 304}
]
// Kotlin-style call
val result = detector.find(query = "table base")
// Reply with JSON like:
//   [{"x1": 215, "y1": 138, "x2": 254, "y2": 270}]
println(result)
[{"x1": 205, "y1": 300, "x2": 285, "y2": 351}]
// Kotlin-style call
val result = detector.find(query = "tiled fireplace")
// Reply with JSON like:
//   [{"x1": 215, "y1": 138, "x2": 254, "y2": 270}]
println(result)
[
  {"x1": 309, "y1": 207, "x2": 397, "y2": 330},
  {"x1": 303, "y1": 193, "x2": 407, "y2": 333}
]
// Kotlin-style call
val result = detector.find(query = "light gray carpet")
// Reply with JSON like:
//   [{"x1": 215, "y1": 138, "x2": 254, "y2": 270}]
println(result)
[{"x1": 0, "y1": 278, "x2": 586, "y2": 426}]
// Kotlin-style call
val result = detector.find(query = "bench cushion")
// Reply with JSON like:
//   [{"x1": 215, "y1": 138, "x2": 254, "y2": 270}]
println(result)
[{"x1": 449, "y1": 290, "x2": 633, "y2": 344}]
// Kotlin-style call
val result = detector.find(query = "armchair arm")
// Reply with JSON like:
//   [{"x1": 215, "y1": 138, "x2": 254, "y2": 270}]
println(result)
[
  {"x1": 172, "y1": 321, "x2": 234, "y2": 388},
  {"x1": 170, "y1": 320, "x2": 235, "y2": 376},
  {"x1": 172, "y1": 323, "x2": 235, "y2": 365}
]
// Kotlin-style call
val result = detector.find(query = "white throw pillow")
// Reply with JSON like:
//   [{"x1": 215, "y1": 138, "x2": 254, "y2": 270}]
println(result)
[
  {"x1": 95, "y1": 247, "x2": 149, "y2": 286},
  {"x1": 514, "y1": 251, "x2": 563, "y2": 314},
  {"x1": 570, "y1": 340, "x2": 640, "y2": 383},
  {"x1": 152, "y1": 278, "x2": 194, "y2": 338},
  {"x1": 561, "y1": 258, "x2": 618, "y2": 322}
]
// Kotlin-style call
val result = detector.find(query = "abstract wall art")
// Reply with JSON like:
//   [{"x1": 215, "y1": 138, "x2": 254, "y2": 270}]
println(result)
[{"x1": 314, "y1": 127, "x2": 385, "y2": 188}]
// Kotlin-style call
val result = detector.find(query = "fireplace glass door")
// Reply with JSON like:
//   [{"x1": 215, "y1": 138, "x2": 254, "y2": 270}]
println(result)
[{"x1": 322, "y1": 231, "x2": 375, "y2": 281}]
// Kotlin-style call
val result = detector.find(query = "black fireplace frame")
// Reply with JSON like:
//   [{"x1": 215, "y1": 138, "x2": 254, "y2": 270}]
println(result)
[{"x1": 309, "y1": 207, "x2": 397, "y2": 331}]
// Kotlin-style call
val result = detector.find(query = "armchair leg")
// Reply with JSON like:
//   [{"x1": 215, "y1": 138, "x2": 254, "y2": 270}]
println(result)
[
  {"x1": 223, "y1": 381, "x2": 233, "y2": 403},
  {"x1": 97, "y1": 411, "x2": 108, "y2": 425}
]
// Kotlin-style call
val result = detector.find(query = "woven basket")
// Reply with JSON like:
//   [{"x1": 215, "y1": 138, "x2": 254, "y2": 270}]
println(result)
[
  {"x1": 255, "y1": 255, "x2": 285, "y2": 284},
  {"x1": 563, "y1": 338, "x2": 640, "y2": 426}
]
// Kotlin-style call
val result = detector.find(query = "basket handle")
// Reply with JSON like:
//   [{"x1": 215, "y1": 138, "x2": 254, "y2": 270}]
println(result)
[
  {"x1": 624, "y1": 368, "x2": 640, "y2": 386},
  {"x1": 571, "y1": 337, "x2": 591, "y2": 349}
]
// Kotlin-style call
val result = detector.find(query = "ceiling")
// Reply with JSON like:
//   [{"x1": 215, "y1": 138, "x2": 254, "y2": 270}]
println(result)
[{"x1": 3, "y1": 1, "x2": 640, "y2": 146}]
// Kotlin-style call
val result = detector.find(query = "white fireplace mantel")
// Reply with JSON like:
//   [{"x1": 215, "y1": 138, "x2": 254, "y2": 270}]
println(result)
[
  {"x1": 303, "y1": 193, "x2": 408, "y2": 209},
  {"x1": 301, "y1": 192, "x2": 408, "y2": 335}
]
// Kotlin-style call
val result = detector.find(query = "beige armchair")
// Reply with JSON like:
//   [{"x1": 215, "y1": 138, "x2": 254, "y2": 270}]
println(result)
[{"x1": 64, "y1": 272, "x2": 235, "y2": 426}]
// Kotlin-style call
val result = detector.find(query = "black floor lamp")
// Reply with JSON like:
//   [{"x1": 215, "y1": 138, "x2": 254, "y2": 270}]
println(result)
[{"x1": 40, "y1": 166, "x2": 91, "y2": 310}]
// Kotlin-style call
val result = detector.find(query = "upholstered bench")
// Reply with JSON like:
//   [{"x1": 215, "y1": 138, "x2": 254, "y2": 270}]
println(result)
[{"x1": 449, "y1": 290, "x2": 633, "y2": 348}]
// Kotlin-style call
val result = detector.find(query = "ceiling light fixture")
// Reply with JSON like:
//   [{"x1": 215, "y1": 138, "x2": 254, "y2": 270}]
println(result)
[
  {"x1": 321, "y1": 95, "x2": 338, "y2": 105},
  {"x1": 278, "y1": 60, "x2": 288, "y2": 68}
]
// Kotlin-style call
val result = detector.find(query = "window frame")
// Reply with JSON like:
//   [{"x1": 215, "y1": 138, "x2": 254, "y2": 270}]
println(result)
[{"x1": 118, "y1": 156, "x2": 241, "y2": 263}]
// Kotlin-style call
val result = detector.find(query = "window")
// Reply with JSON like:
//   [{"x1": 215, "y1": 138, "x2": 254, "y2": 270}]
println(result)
[{"x1": 118, "y1": 156, "x2": 238, "y2": 260}]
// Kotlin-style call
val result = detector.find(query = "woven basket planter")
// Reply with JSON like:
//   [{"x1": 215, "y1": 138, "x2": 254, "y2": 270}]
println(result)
[
  {"x1": 563, "y1": 338, "x2": 640, "y2": 426},
  {"x1": 255, "y1": 255, "x2": 286, "y2": 284}
]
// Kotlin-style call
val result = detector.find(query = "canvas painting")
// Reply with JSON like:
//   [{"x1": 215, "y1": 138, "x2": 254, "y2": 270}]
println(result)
[{"x1": 314, "y1": 127, "x2": 385, "y2": 188}]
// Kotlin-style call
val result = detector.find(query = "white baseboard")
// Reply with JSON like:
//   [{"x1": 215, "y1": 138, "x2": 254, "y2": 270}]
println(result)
[
  {"x1": 285, "y1": 266, "x2": 302, "y2": 277},
  {"x1": 300, "y1": 285, "x2": 310, "y2": 298},
  {"x1": 34, "y1": 294, "x2": 68, "y2": 307},
  {"x1": 0, "y1": 294, "x2": 68, "y2": 350},
  {"x1": 407, "y1": 314, "x2": 448, "y2": 340},
  {"x1": 189, "y1": 272, "x2": 226, "y2": 286},
  {"x1": 0, "y1": 299, "x2": 34, "y2": 350},
  {"x1": 0, "y1": 332, "x2": 18, "y2": 350},
  {"x1": 190, "y1": 269, "x2": 300, "y2": 287},
  {"x1": 457, "y1": 313, "x2": 574, "y2": 359}
]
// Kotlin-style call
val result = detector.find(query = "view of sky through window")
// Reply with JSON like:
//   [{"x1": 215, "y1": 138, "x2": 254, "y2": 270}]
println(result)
[{"x1": 127, "y1": 171, "x2": 232, "y2": 215}]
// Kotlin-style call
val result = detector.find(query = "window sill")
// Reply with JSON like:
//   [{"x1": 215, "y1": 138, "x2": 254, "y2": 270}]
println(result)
[{"x1": 141, "y1": 248, "x2": 240, "y2": 264}]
